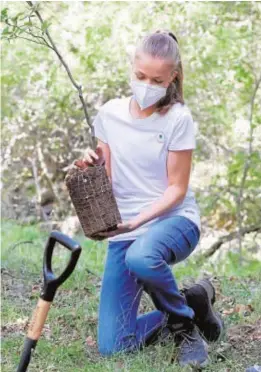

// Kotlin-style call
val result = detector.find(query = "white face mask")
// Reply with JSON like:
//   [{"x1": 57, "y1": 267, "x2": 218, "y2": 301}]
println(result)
[{"x1": 130, "y1": 79, "x2": 167, "y2": 110}]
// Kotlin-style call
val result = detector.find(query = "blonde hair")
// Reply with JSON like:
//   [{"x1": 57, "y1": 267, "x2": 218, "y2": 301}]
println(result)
[{"x1": 133, "y1": 29, "x2": 184, "y2": 115}]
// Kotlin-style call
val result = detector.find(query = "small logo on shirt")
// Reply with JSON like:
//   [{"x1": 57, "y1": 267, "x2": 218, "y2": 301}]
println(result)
[
  {"x1": 157, "y1": 132, "x2": 165, "y2": 143},
  {"x1": 185, "y1": 209, "x2": 195, "y2": 215}
]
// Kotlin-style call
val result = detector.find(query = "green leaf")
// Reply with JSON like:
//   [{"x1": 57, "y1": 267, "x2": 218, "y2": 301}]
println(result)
[
  {"x1": 1, "y1": 27, "x2": 10, "y2": 36},
  {"x1": 11, "y1": 12, "x2": 24, "y2": 25},
  {"x1": 24, "y1": 20, "x2": 33, "y2": 27},
  {"x1": 1, "y1": 7, "x2": 8, "y2": 22},
  {"x1": 41, "y1": 20, "x2": 50, "y2": 32}
]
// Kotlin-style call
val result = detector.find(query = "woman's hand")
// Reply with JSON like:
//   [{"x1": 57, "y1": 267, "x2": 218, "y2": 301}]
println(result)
[
  {"x1": 93, "y1": 220, "x2": 139, "y2": 239},
  {"x1": 73, "y1": 145, "x2": 105, "y2": 169}
]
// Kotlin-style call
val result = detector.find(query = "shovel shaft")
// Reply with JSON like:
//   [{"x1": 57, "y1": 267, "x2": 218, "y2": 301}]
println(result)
[
  {"x1": 17, "y1": 299, "x2": 51, "y2": 372},
  {"x1": 16, "y1": 338, "x2": 37, "y2": 372},
  {"x1": 27, "y1": 298, "x2": 51, "y2": 340}
]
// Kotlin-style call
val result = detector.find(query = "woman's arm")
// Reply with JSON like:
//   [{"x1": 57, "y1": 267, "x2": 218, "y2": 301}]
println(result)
[{"x1": 131, "y1": 149, "x2": 193, "y2": 228}]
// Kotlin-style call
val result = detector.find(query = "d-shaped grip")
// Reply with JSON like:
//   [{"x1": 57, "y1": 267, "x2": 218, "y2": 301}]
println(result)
[{"x1": 41, "y1": 230, "x2": 82, "y2": 301}]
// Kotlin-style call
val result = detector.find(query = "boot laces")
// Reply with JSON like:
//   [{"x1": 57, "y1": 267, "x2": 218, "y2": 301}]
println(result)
[{"x1": 175, "y1": 327, "x2": 197, "y2": 352}]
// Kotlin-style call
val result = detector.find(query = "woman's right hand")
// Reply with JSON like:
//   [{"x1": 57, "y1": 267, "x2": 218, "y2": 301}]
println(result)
[{"x1": 74, "y1": 145, "x2": 105, "y2": 169}]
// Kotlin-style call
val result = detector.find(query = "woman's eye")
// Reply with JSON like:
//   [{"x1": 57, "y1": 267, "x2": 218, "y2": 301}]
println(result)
[{"x1": 135, "y1": 74, "x2": 163, "y2": 84}]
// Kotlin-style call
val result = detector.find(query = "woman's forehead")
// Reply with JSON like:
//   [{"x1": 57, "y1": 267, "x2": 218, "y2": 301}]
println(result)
[{"x1": 133, "y1": 53, "x2": 173, "y2": 77}]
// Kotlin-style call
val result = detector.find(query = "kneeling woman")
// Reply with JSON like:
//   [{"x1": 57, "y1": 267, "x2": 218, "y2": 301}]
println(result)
[{"x1": 75, "y1": 29, "x2": 222, "y2": 368}]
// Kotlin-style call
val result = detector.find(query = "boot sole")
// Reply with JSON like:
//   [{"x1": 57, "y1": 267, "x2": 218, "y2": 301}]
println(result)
[
  {"x1": 185, "y1": 280, "x2": 223, "y2": 342},
  {"x1": 179, "y1": 358, "x2": 209, "y2": 369}
]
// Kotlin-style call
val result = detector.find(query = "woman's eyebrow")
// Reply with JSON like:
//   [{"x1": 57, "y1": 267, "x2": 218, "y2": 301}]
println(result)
[{"x1": 135, "y1": 71, "x2": 163, "y2": 79}]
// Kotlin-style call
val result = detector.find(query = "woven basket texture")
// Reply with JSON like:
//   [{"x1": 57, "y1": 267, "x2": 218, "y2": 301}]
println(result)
[{"x1": 65, "y1": 164, "x2": 122, "y2": 239}]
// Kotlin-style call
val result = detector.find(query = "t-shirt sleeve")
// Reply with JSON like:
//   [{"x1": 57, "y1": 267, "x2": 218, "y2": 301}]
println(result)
[
  {"x1": 92, "y1": 108, "x2": 108, "y2": 144},
  {"x1": 168, "y1": 112, "x2": 196, "y2": 151}
]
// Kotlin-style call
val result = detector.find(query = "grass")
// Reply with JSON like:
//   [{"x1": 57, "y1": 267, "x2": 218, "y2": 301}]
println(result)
[{"x1": 1, "y1": 219, "x2": 261, "y2": 371}]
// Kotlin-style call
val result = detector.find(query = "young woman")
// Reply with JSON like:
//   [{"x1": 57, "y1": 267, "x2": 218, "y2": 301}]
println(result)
[{"x1": 74, "y1": 30, "x2": 222, "y2": 368}]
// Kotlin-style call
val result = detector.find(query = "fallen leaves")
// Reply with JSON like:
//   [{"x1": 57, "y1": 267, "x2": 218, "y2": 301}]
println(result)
[
  {"x1": 223, "y1": 304, "x2": 254, "y2": 316},
  {"x1": 84, "y1": 334, "x2": 103, "y2": 364},
  {"x1": 1, "y1": 317, "x2": 29, "y2": 337},
  {"x1": 85, "y1": 335, "x2": 96, "y2": 346}
]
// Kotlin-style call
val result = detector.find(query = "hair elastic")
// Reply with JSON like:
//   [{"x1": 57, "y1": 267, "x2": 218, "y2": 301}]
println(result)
[
  {"x1": 155, "y1": 29, "x2": 179, "y2": 45},
  {"x1": 168, "y1": 32, "x2": 179, "y2": 44}
]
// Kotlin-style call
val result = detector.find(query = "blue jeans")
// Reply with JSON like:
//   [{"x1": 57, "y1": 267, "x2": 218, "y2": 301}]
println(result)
[{"x1": 97, "y1": 215, "x2": 200, "y2": 356}]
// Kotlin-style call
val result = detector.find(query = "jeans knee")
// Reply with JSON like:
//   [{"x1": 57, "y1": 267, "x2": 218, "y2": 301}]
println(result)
[
  {"x1": 98, "y1": 336, "x2": 137, "y2": 356},
  {"x1": 98, "y1": 344, "x2": 113, "y2": 356},
  {"x1": 98, "y1": 335, "x2": 119, "y2": 356},
  {"x1": 98, "y1": 342, "x2": 118, "y2": 356},
  {"x1": 98, "y1": 330, "x2": 116, "y2": 356}
]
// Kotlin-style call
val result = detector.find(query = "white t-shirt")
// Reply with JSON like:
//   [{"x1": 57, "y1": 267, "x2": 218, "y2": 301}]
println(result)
[{"x1": 93, "y1": 95, "x2": 201, "y2": 242}]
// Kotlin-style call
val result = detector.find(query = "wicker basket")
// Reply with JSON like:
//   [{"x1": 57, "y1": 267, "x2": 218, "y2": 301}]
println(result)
[{"x1": 65, "y1": 164, "x2": 122, "y2": 240}]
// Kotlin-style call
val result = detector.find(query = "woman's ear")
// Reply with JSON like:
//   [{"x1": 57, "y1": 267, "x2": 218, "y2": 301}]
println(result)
[{"x1": 167, "y1": 69, "x2": 177, "y2": 85}]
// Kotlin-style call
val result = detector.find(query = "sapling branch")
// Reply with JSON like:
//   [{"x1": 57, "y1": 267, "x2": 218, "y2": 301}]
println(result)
[{"x1": 26, "y1": 1, "x2": 96, "y2": 149}]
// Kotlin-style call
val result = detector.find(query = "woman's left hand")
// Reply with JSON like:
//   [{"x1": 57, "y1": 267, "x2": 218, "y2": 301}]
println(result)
[{"x1": 94, "y1": 220, "x2": 138, "y2": 238}]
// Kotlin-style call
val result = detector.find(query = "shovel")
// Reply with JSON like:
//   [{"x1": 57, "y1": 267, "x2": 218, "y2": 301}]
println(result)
[{"x1": 17, "y1": 230, "x2": 82, "y2": 372}]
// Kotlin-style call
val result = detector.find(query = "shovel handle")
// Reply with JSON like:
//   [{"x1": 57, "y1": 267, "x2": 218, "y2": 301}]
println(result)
[
  {"x1": 41, "y1": 230, "x2": 82, "y2": 301},
  {"x1": 17, "y1": 298, "x2": 51, "y2": 372},
  {"x1": 17, "y1": 231, "x2": 81, "y2": 372}
]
